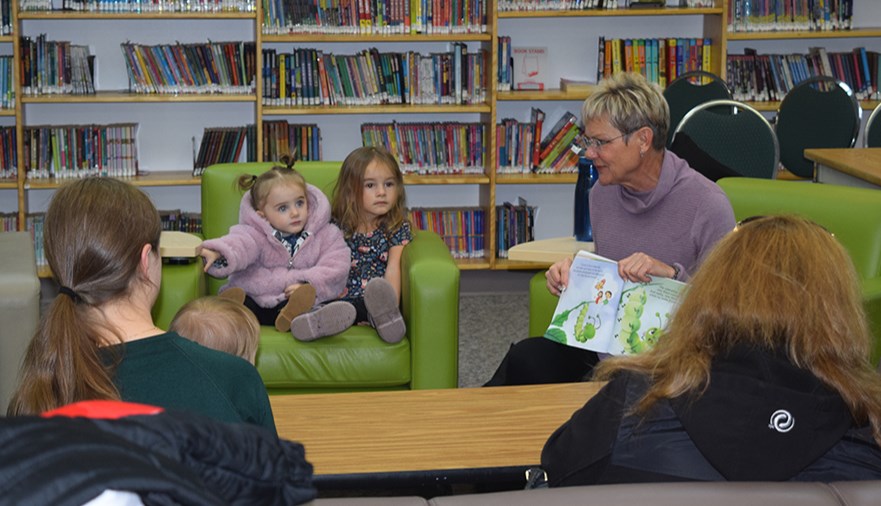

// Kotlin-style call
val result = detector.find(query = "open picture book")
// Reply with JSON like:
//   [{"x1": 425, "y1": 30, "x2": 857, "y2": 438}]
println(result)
[{"x1": 544, "y1": 250, "x2": 686, "y2": 355}]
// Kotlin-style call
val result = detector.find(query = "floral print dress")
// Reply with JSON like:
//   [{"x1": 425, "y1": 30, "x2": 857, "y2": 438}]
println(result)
[{"x1": 342, "y1": 222, "x2": 412, "y2": 301}]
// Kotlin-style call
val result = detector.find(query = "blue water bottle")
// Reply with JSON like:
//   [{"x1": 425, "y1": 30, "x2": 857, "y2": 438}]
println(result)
[{"x1": 574, "y1": 156, "x2": 598, "y2": 241}]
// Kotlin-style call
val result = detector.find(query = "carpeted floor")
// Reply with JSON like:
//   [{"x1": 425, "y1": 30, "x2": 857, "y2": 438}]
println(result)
[{"x1": 457, "y1": 292, "x2": 530, "y2": 388}]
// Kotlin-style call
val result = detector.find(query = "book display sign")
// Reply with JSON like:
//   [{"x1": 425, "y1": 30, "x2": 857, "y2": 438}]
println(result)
[
  {"x1": 544, "y1": 250, "x2": 685, "y2": 355},
  {"x1": 512, "y1": 46, "x2": 548, "y2": 91}
]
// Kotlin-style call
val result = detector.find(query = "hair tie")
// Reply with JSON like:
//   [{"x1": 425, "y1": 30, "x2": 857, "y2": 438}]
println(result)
[{"x1": 58, "y1": 286, "x2": 82, "y2": 304}]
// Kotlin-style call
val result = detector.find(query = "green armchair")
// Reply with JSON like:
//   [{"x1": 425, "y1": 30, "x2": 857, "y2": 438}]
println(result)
[
  {"x1": 155, "y1": 162, "x2": 460, "y2": 393},
  {"x1": 528, "y1": 177, "x2": 881, "y2": 365}
]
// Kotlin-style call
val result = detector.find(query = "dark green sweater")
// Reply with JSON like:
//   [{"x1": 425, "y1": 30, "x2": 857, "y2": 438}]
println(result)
[{"x1": 107, "y1": 331, "x2": 276, "y2": 432}]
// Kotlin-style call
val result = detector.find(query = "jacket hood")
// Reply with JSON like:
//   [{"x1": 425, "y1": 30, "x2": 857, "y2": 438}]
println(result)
[
  {"x1": 670, "y1": 345, "x2": 852, "y2": 481},
  {"x1": 238, "y1": 184, "x2": 333, "y2": 236}
]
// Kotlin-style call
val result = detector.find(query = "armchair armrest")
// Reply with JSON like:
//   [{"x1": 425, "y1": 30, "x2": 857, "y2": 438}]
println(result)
[
  {"x1": 402, "y1": 229, "x2": 460, "y2": 389},
  {"x1": 529, "y1": 271, "x2": 558, "y2": 338},
  {"x1": 862, "y1": 277, "x2": 881, "y2": 366}
]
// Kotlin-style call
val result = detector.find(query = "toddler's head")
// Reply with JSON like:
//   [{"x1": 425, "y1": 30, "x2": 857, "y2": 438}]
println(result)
[
  {"x1": 332, "y1": 146, "x2": 407, "y2": 235},
  {"x1": 238, "y1": 155, "x2": 309, "y2": 235},
  {"x1": 170, "y1": 296, "x2": 260, "y2": 364}
]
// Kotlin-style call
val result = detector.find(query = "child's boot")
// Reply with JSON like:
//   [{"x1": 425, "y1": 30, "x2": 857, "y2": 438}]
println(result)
[
  {"x1": 290, "y1": 301, "x2": 356, "y2": 341},
  {"x1": 274, "y1": 284, "x2": 317, "y2": 332},
  {"x1": 364, "y1": 278, "x2": 406, "y2": 344},
  {"x1": 218, "y1": 287, "x2": 246, "y2": 305}
]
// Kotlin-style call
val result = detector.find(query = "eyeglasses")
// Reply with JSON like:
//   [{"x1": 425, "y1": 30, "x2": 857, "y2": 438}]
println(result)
[
  {"x1": 574, "y1": 132, "x2": 630, "y2": 153},
  {"x1": 735, "y1": 215, "x2": 834, "y2": 236}
]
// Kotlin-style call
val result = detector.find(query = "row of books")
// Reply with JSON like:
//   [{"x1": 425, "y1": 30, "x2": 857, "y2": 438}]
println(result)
[
  {"x1": 263, "y1": 121, "x2": 321, "y2": 165},
  {"x1": 26, "y1": 214, "x2": 47, "y2": 268},
  {"x1": 496, "y1": 198, "x2": 535, "y2": 259},
  {"x1": 0, "y1": 212, "x2": 15, "y2": 232},
  {"x1": 159, "y1": 210, "x2": 203, "y2": 234},
  {"x1": 24, "y1": 123, "x2": 139, "y2": 179},
  {"x1": 498, "y1": 0, "x2": 713, "y2": 10},
  {"x1": 597, "y1": 37, "x2": 714, "y2": 89},
  {"x1": 0, "y1": 57, "x2": 13, "y2": 109},
  {"x1": 22, "y1": 0, "x2": 255, "y2": 11},
  {"x1": 262, "y1": 0, "x2": 487, "y2": 35},
  {"x1": 0, "y1": 0, "x2": 9, "y2": 35},
  {"x1": 262, "y1": 46, "x2": 487, "y2": 106},
  {"x1": 497, "y1": 109, "x2": 581, "y2": 174},
  {"x1": 20, "y1": 36, "x2": 95, "y2": 96},
  {"x1": 728, "y1": 0, "x2": 853, "y2": 32},
  {"x1": 193, "y1": 126, "x2": 254, "y2": 176},
  {"x1": 409, "y1": 207, "x2": 486, "y2": 259},
  {"x1": 121, "y1": 41, "x2": 257, "y2": 95},
  {"x1": 361, "y1": 121, "x2": 486, "y2": 175},
  {"x1": 727, "y1": 47, "x2": 881, "y2": 102},
  {"x1": 0, "y1": 127, "x2": 16, "y2": 180}
]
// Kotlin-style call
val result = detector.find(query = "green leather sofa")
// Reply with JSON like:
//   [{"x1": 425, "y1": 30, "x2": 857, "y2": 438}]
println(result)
[
  {"x1": 154, "y1": 162, "x2": 460, "y2": 393},
  {"x1": 527, "y1": 178, "x2": 881, "y2": 365}
]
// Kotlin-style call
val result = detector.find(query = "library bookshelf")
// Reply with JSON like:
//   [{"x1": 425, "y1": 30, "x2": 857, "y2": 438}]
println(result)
[{"x1": 4, "y1": 1, "x2": 881, "y2": 277}]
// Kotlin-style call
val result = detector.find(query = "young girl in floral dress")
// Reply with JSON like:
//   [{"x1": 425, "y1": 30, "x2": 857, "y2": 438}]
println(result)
[{"x1": 291, "y1": 147, "x2": 411, "y2": 343}]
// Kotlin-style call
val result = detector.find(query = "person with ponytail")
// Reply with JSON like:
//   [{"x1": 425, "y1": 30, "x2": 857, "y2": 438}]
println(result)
[
  {"x1": 197, "y1": 155, "x2": 351, "y2": 338},
  {"x1": 7, "y1": 178, "x2": 275, "y2": 431}
]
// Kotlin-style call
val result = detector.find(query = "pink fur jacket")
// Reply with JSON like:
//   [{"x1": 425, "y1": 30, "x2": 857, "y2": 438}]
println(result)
[{"x1": 201, "y1": 184, "x2": 350, "y2": 308}]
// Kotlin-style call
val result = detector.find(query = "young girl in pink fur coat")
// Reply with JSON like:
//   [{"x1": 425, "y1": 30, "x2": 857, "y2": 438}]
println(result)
[{"x1": 197, "y1": 158, "x2": 352, "y2": 338}]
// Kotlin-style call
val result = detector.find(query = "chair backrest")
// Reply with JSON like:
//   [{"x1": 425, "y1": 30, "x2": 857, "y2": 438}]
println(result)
[
  {"x1": 864, "y1": 102, "x2": 881, "y2": 148},
  {"x1": 717, "y1": 177, "x2": 881, "y2": 280},
  {"x1": 673, "y1": 99, "x2": 779, "y2": 179},
  {"x1": 663, "y1": 70, "x2": 732, "y2": 148},
  {"x1": 775, "y1": 76, "x2": 861, "y2": 178},
  {"x1": 201, "y1": 161, "x2": 344, "y2": 294}
]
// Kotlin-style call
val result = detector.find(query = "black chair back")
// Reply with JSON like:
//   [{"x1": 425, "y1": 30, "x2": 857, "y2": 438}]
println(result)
[
  {"x1": 663, "y1": 70, "x2": 732, "y2": 148},
  {"x1": 775, "y1": 76, "x2": 861, "y2": 179},
  {"x1": 673, "y1": 99, "x2": 779, "y2": 180}
]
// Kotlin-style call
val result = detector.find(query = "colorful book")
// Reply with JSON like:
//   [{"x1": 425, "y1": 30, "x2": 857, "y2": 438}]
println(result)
[{"x1": 544, "y1": 250, "x2": 686, "y2": 355}]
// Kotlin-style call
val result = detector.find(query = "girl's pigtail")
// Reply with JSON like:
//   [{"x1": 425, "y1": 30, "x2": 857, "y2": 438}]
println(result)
[{"x1": 236, "y1": 174, "x2": 258, "y2": 191}]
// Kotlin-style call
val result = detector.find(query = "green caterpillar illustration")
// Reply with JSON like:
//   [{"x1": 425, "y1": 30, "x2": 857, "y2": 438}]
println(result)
[
  {"x1": 545, "y1": 300, "x2": 588, "y2": 344},
  {"x1": 624, "y1": 309, "x2": 666, "y2": 354},
  {"x1": 574, "y1": 304, "x2": 601, "y2": 343}
]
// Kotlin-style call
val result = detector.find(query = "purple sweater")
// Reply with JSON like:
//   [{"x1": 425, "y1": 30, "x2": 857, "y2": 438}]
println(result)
[
  {"x1": 589, "y1": 150, "x2": 735, "y2": 280},
  {"x1": 201, "y1": 184, "x2": 350, "y2": 308}
]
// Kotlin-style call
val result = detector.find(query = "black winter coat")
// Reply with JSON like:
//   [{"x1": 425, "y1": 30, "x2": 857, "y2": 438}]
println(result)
[
  {"x1": 541, "y1": 346, "x2": 881, "y2": 486},
  {"x1": 0, "y1": 408, "x2": 316, "y2": 506}
]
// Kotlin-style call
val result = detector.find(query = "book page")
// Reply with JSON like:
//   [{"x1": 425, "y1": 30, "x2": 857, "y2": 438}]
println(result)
[
  {"x1": 543, "y1": 251, "x2": 625, "y2": 352},
  {"x1": 608, "y1": 277, "x2": 685, "y2": 355}
]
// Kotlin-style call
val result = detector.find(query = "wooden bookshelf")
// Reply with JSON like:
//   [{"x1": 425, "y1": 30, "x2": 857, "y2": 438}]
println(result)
[
  {"x1": 497, "y1": 7, "x2": 723, "y2": 18},
  {"x1": 25, "y1": 171, "x2": 200, "y2": 189},
  {"x1": 9, "y1": 1, "x2": 878, "y2": 270},
  {"x1": 21, "y1": 91, "x2": 257, "y2": 104},
  {"x1": 727, "y1": 27, "x2": 881, "y2": 41}
]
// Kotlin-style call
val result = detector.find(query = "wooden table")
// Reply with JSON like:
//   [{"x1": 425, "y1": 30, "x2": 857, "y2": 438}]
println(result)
[
  {"x1": 507, "y1": 237, "x2": 594, "y2": 265},
  {"x1": 270, "y1": 382, "x2": 603, "y2": 486},
  {"x1": 806, "y1": 147, "x2": 881, "y2": 189}
]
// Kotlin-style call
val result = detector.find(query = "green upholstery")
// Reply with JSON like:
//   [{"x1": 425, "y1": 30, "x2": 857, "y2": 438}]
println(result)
[
  {"x1": 527, "y1": 178, "x2": 881, "y2": 365},
  {"x1": 156, "y1": 161, "x2": 460, "y2": 393}
]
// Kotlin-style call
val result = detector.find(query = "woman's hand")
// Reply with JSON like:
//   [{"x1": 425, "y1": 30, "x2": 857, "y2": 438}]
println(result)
[
  {"x1": 546, "y1": 257, "x2": 573, "y2": 296},
  {"x1": 617, "y1": 252, "x2": 675, "y2": 283},
  {"x1": 196, "y1": 246, "x2": 220, "y2": 273}
]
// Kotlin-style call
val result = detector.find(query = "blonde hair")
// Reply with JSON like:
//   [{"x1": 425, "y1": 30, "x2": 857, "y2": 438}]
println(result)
[
  {"x1": 595, "y1": 215, "x2": 881, "y2": 445},
  {"x1": 332, "y1": 146, "x2": 408, "y2": 238},
  {"x1": 581, "y1": 72, "x2": 669, "y2": 151},
  {"x1": 169, "y1": 296, "x2": 260, "y2": 364},
  {"x1": 238, "y1": 154, "x2": 307, "y2": 211},
  {"x1": 8, "y1": 178, "x2": 161, "y2": 416}
]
